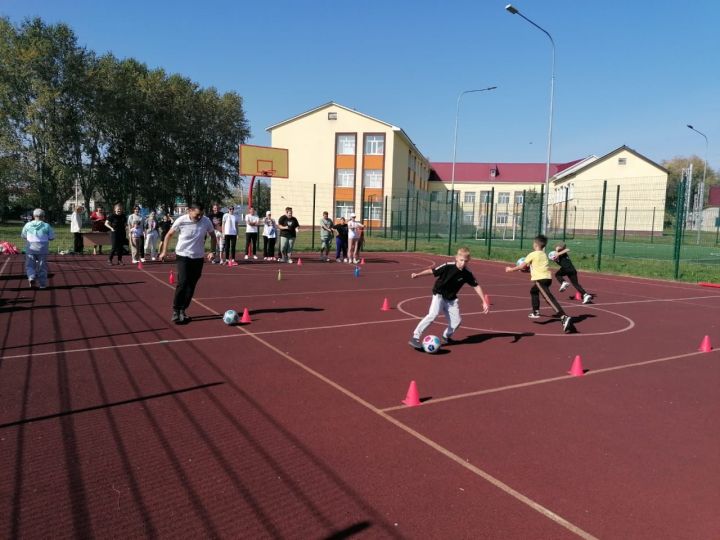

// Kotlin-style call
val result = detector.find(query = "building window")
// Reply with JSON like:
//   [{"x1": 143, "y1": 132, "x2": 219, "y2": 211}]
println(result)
[
  {"x1": 364, "y1": 134, "x2": 385, "y2": 155},
  {"x1": 363, "y1": 169, "x2": 383, "y2": 188},
  {"x1": 480, "y1": 191, "x2": 492, "y2": 203},
  {"x1": 463, "y1": 211, "x2": 474, "y2": 224},
  {"x1": 328, "y1": 112, "x2": 337, "y2": 120},
  {"x1": 430, "y1": 191, "x2": 440, "y2": 202},
  {"x1": 336, "y1": 201, "x2": 354, "y2": 219},
  {"x1": 336, "y1": 169, "x2": 354, "y2": 187},
  {"x1": 337, "y1": 134, "x2": 355, "y2": 155},
  {"x1": 496, "y1": 212, "x2": 508, "y2": 225},
  {"x1": 363, "y1": 201, "x2": 383, "y2": 221},
  {"x1": 464, "y1": 192, "x2": 476, "y2": 204},
  {"x1": 498, "y1": 192, "x2": 510, "y2": 204},
  {"x1": 618, "y1": 157, "x2": 627, "y2": 165},
  {"x1": 514, "y1": 191, "x2": 524, "y2": 204}
]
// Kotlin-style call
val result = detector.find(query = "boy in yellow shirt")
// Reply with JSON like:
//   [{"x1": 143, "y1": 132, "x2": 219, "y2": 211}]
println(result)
[{"x1": 506, "y1": 234, "x2": 573, "y2": 333}]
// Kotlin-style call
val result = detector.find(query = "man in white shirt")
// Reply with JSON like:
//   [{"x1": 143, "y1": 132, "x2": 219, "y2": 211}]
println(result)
[
  {"x1": 159, "y1": 203, "x2": 216, "y2": 324},
  {"x1": 221, "y1": 205, "x2": 238, "y2": 264},
  {"x1": 244, "y1": 207, "x2": 260, "y2": 260}
]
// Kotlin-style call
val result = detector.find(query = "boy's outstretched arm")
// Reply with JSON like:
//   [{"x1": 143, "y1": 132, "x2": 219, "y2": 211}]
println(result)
[
  {"x1": 411, "y1": 267, "x2": 434, "y2": 279},
  {"x1": 556, "y1": 247, "x2": 570, "y2": 256},
  {"x1": 505, "y1": 262, "x2": 528, "y2": 273},
  {"x1": 473, "y1": 284, "x2": 490, "y2": 313}
]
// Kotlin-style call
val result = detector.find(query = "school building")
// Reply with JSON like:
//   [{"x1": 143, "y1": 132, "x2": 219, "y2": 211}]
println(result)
[{"x1": 267, "y1": 102, "x2": 668, "y2": 235}]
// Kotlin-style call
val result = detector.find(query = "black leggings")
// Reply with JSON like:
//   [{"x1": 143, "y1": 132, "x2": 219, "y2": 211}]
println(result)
[
  {"x1": 554, "y1": 268, "x2": 587, "y2": 296},
  {"x1": 73, "y1": 232, "x2": 83, "y2": 253},
  {"x1": 245, "y1": 232, "x2": 258, "y2": 256},
  {"x1": 531, "y1": 278, "x2": 565, "y2": 316},
  {"x1": 173, "y1": 255, "x2": 204, "y2": 311},
  {"x1": 108, "y1": 232, "x2": 126, "y2": 262},
  {"x1": 263, "y1": 236, "x2": 276, "y2": 258},
  {"x1": 224, "y1": 234, "x2": 237, "y2": 261}
]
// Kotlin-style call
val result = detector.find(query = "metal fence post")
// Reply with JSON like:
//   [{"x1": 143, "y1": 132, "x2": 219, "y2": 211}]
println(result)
[
  {"x1": 404, "y1": 189, "x2": 410, "y2": 251},
  {"x1": 446, "y1": 191, "x2": 453, "y2": 255},
  {"x1": 562, "y1": 187, "x2": 569, "y2": 241},
  {"x1": 673, "y1": 179, "x2": 686, "y2": 279},
  {"x1": 311, "y1": 183, "x2": 316, "y2": 251},
  {"x1": 384, "y1": 195, "x2": 388, "y2": 238},
  {"x1": 520, "y1": 189, "x2": 527, "y2": 250},
  {"x1": 622, "y1": 207, "x2": 627, "y2": 241},
  {"x1": 537, "y1": 184, "x2": 544, "y2": 235},
  {"x1": 487, "y1": 187, "x2": 495, "y2": 257},
  {"x1": 612, "y1": 185, "x2": 620, "y2": 255},
  {"x1": 413, "y1": 194, "x2": 419, "y2": 251},
  {"x1": 596, "y1": 180, "x2": 608, "y2": 271},
  {"x1": 650, "y1": 207, "x2": 655, "y2": 243}
]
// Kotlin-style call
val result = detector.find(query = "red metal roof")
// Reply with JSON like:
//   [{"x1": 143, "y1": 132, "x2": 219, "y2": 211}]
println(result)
[{"x1": 429, "y1": 160, "x2": 584, "y2": 183}]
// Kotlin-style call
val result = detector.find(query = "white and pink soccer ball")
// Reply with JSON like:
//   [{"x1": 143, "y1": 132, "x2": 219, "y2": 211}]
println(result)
[{"x1": 422, "y1": 335, "x2": 442, "y2": 354}]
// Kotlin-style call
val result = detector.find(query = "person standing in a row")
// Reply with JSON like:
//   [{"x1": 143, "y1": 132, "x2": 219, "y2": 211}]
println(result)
[
  {"x1": 262, "y1": 211, "x2": 277, "y2": 260},
  {"x1": 70, "y1": 205, "x2": 84, "y2": 254},
  {"x1": 105, "y1": 203, "x2": 127, "y2": 265},
  {"x1": 244, "y1": 207, "x2": 259, "y2": 260},
  {"x1": 277, "y1": 207, "x2": 300, "y2": 263},
  {"x1": 144, "y1": 211, "x2": 160, "y2": 261},
  {"x1": 222, "y1": 205, "x2": 238, "y2": 263}
]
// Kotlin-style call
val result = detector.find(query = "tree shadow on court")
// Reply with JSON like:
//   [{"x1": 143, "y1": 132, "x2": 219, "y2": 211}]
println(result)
[
  {"x1": 0, "y1": 303, "x2": 59, "y2": 314},
  {"x1": 456, "y1": 332, "x2": 534, "y2": 345},
  {"x1": 1, "y1": 327, "x2": 170, "y2": 350},
  {"x1": 249, "y1": 307, "x2": 324, "y2": 315},
  {"x1": 1, "y1": 281, "x2": 144, "y2": 292},
  {"x1": 322, "y1": 521, "x2": 372, "y2": 540}
]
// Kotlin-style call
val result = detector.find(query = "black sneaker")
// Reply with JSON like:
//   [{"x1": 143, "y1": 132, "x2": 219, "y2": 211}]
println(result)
[
  {"x1": 171, "y1": 310, "x2": 181, "y2": 324},
  {"x1": 408, "y1": 337, "x2": 422, "y2": 349},
  {"x1": 179, "y1": 310, "x2": 191, "y2": 324},
  {"x1": 562, "y1": 315, "x2": 573, "y2": 333},
  {"x1": 440, "y1": 335, "x2": 456, "y2": 345}
]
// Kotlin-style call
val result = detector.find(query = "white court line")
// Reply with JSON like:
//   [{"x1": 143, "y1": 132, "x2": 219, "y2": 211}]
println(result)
[
  {"x1": 381, "y1": 348, "x2": 719, "y2": 412},
  {"x1": 138, "y1": 263, "x2": 599, "y2": 539}
]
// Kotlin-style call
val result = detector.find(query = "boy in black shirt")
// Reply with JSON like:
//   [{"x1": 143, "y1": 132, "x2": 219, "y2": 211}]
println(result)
[
  {"x1": 409, "y1": 247, "x2": 489, "y2": 348},
  {"x1": 277, "y1": 207, "x2": 300, "y2": 263},
  {"x1": 552, "y1": 242, "x2": 592, "y2": 304}
]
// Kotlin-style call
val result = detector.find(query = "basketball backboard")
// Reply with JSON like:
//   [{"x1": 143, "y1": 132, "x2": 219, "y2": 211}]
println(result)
[{"x1": 239, "y1": 144, "x2": 289, "y2": 178}]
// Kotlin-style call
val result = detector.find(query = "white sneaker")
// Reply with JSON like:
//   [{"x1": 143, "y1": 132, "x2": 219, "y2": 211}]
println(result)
[
  {"x1": 132, "y1": 258, "x2": 138, "y2": 263},
  {"x1": 528, "y1": 311, "x2": 541, "y2": 319},
  {"x1": 336, "y1": 258, "x2": 341, "y2": 262},
  {"x1": 151, "y1": 257, "x2": 156, "y2": 261},
  {"x1": 253, "y1": 255, "x2": 257, "y2": 260},
  {"x1": 559, "y1": 282, "x2": 569, "y2": 292},
  {"x1": 244, "y1": 255, "x2": 249, "y2": 260},
  {"x1": 140, "y1": 258, "x2": 146, "y2": 263},
  {"x1": 343, "y1": 258, "x2": 348, "y2": 263},
  {"x1": 287, "y1": 258, "x2": 293, "y2": 264},
  {"x1": 582, "y1": 293, "x2": 592, "y2": 304}
]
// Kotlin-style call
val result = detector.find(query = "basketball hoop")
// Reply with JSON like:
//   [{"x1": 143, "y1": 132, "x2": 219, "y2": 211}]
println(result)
[{"x1": 260, "y1": 170, "x2": 276, "y2": 178}]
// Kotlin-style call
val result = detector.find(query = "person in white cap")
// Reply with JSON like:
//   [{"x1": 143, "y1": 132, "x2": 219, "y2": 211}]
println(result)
[
  {"x1": 347, "y1": 212, "x2": 364, "y2": 264},
  {"x1": 262, "y1": 210, "x2": 277, "y2": 260}
]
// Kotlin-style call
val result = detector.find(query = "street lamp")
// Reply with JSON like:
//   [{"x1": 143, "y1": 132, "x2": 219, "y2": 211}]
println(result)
[
  {"x1": 448, "y1": 86, "x2": 497, "y2": 255},
  {"x1": 687, "y1": 124, "x2": 708, "y2": 243},
  {"x1": 505, "y1": 3, "x2": 555, "y2": 234}
]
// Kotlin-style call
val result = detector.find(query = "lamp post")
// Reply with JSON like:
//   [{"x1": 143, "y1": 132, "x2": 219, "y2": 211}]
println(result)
[
  {"x1": 687, "y1": 124, "x2": 708, "y2": 243},
  {"x1": 448, "y1": 86, "x2": 497, "y2": 255},
  {"x1": 505, "y1": 3, "x2": 555, "y2": 235}
]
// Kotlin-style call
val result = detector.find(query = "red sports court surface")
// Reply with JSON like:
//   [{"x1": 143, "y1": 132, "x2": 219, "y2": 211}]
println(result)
[{"x1": 1, "y1": 252, "x2": 718, "y2": 539}]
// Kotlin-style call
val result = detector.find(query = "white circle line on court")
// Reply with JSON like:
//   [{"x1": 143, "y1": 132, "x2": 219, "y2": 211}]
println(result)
[{"x1": 395, "y1": 296, "x2": 637, "y2": 337}]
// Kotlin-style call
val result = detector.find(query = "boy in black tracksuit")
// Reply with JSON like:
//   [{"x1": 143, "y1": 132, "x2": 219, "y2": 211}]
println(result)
[{"x1": 552, "y1": 242, "x2": 592, "y2": 304}]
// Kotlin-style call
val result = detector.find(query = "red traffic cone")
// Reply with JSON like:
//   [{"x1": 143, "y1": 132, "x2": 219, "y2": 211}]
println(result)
[
  {"x1": 169, "y1": 270, "x2": 175, "y2": 284},
  {"x1": 360, "y1": 258, "x2": 365, "y2": 265},
  {"x1": 574, "y1": 291, "x2": 582, "y2": 301},
  {"x1": 567, "y1": 355, "x2": 585, "y2": 377},
  {"x1": 137, "y1": 260, "x2": 143, "y2": 270},
  {"x1": 240, "y1": 308, "x2": 252, "y2": 324},
  {"x1": 699, "y1": 335, "x2": 712, "y2": 353},
  {"x1": 297, "y1": 258, "x2": 302, "y2": 266},
  {"x1": 402, "y1": 380, "x2": 421, "y2": 407},
  {"x1": 381, "y1": 298, "x2": 390, "y2": 311}
]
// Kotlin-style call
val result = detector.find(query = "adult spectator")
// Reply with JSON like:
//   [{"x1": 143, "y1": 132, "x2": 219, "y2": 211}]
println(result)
[
  {"x1": 70, "y1": 205, "x2": 84, "y2": 254},
  {"x1": 159, "y1": 213, "x2": 173, "y2": 244},
  {"x1": 333, "y1": 217, "x2": 348, "y2": 262},
  {"x1": 319, "y1": 211, "x2": 334, "y2": 262},
  {"x1": 21, "y1": 208, "x2": 55, "y2": 289},
  {"x1": 347, "y1": 213, "x2": 364, "y2": 264},
  {"x1": 144, "y1": 211, "x2": 160, "y2": 261},
  {"x1": 244, "y1": 207, "x2": 260, "y2": 260},
  {"x1": 221, "y1": 205, "x2": 238, "y2": 263},
  {"x1": 209, "y1": 203, "x2": 224, "y2": 230},
  {"x1": 262, "y1": 211, "x2": 277, "y2": 261},
  {"x1": 277, "y1": 207, "x2": 300, "y2": 263},
  {"x1": 127, "y1": 206, "x2": 144, "y2": 263},
  {"x1": 159, "y1": 203, "x2": 216, "y2": 324},
  {"x1": 105, "y1": 203, "x2": 127, "y2": 265}
]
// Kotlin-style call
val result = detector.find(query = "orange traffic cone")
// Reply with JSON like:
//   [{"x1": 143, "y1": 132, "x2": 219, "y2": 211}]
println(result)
[
  {"x1": 381, "y1": 298, "x2": 390, "y2": 311},
  {"x1": 169, "y1": 270, "x2": 175, "y2": 284},
  {"x1": 574, "y1": 291, "x2": 582, "y2": 301},
  {"x1": 360, "y1": 258, "x2": 365, "y2": 265},
  {"x1": 240, "y1": 308, "x2": 252, "y2": 324},
  {"x1": 137, "y1": 260, "x2": 143, "y2": 270},
  {"x1": 297, "y1": 258, "x2": 303, "y2": 266},
  {"x1": 402, "y1": 380, "x2": 421, "y2": 407},
  {"x1": 567, "y1": 355, "x2": 585, "y2": 377},
  {"x1": 699, "y1": 335, "x2": 712, "y2": 353}
]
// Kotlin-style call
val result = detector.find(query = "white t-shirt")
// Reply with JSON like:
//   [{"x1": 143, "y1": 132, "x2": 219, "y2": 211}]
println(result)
[
  {"x1": 245, "y1": 213, "x2": 259, "y2": 233},
  {"x1": 348, "y1": 218, "x2": 363, "y2": 239},
  {"x1": 222, "y1": 213, "x2": 238, "y2": 235},
  {"x1": 171, "y1": 215, "x2": 214, "y2": 259}
]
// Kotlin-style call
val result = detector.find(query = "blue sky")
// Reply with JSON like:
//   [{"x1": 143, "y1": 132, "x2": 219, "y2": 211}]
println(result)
[{"x1": 3, "y1": 0, "x2": 719, "y2": 169}]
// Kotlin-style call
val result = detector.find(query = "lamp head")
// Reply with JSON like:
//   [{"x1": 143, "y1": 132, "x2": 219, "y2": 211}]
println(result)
[
  {"x1": 506, "y1": 4, "x2": 519, "y2": 14},
  {"x1": 687, "y1": 124, "x2": 694, "y2": 130}
]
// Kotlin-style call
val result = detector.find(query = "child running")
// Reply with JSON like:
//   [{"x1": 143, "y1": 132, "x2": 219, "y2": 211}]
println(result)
[
  {"x1": 409, "y1": 247, "x2": 489, "y2": 349},
  {"x1": 506, "y1": 234, "x2": 573, "y2": 333},
  {"x1": 552, "y1": 242, "x2": 592, "y2": 304}
]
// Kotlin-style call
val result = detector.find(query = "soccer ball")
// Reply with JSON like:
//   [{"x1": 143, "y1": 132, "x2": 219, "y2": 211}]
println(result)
[
  {"x1": 422, "y1": 335, "x2": 442, "y2": 354},
  {"x1": 516, "y1": 257, "x2": 530, "y2": 272},
  {"x1": 548, "y1": 250, "x2": 557, "y2": 261},
  {"x1": 223, "y1": 309, "x2": 238, "y2": 325}
]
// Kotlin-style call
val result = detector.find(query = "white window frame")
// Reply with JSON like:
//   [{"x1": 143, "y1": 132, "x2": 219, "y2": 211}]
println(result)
[
  {"x1": 337, "y1": 134, "x2": 355, "y2": 155},
  {"x1": 496, "y1": 212, "x2": 509, "y2": 225},
  {"x1": 364, "y1": 135, "x2": 385, "y2": 155},
  {"x1": 363, "y1": 169, "x2": 383, "y2": 188},
  {"x1": 335, "y1": 201, "x2": 354, "y2": 219},
  {"x1": 514, "y1": 191, "x2": 524, "y2": 204},
  {"x1": 363, "y1": 201, "x2": 383, "y2": 221},
  {"x1": 464, "y1": 192, "x2": 476, "y2": 204},
  {"x1": 480, "y1": 191, "x2": 492, "y2": 203},
  {"x1": 462, "y1": 211, "x2": 474, "y2": 224},
  {"x1": 498, "y1": 192, "x2": 510, "y2": 204},
  {"x1": 335, "y1": 168, "x2": 354, "y2": 187}
]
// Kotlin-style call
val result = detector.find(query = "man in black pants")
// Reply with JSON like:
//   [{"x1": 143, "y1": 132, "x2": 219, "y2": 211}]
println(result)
[{"x1": 159, "y1": 203, "x2": 216, "y2": 324}]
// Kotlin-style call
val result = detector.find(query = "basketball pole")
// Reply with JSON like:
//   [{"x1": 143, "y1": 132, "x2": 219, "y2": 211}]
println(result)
[{"x1": 248, "y1": 176, "x2": 256, "y2": 209}]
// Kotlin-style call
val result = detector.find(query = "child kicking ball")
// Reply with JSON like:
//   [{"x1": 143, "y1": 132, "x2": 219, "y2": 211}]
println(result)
[{"x1": 409, "y1": 247, "x2": 489, "y2": 349}]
